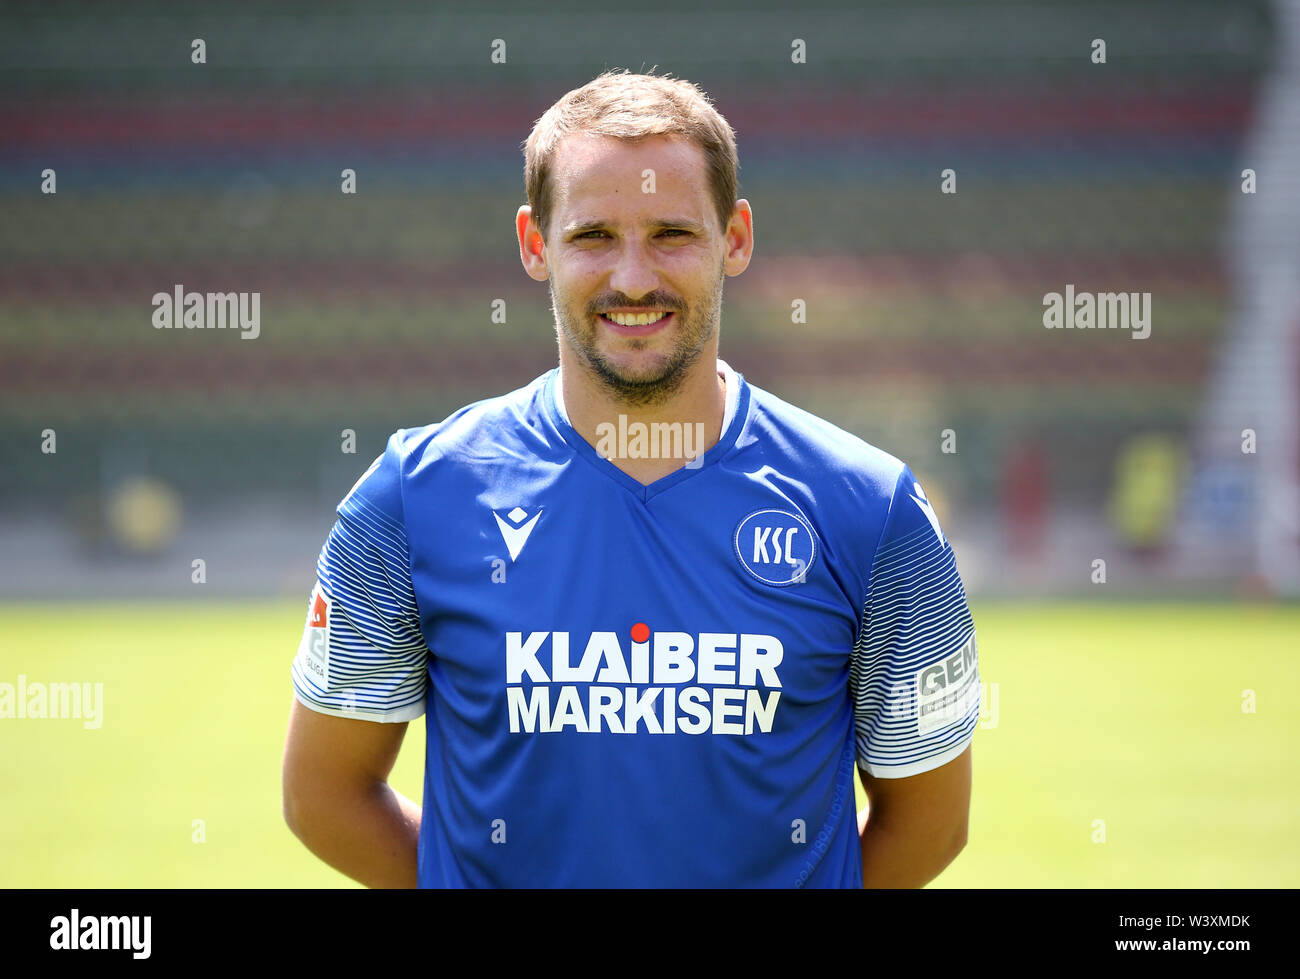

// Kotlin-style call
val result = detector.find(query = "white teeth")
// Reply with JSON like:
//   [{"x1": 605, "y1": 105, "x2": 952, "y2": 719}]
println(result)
[{"x1": 605, "y1": 311, "x2": 668, "y2": 327}]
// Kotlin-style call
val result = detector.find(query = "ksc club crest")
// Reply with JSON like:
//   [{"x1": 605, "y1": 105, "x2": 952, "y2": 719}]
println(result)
[{"x1": 733, "y1": 508, "x2": 817, "y2": 587}]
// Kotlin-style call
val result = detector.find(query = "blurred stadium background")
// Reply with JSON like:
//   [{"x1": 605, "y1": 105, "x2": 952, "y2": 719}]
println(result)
[{"x1": 1, "y1": 0, "x2": 1296, "y2": 887}]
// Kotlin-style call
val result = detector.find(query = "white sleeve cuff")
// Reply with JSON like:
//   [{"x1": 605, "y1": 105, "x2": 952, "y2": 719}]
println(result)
[
  {"x1": 293, "y1": 689, "x2": 426, "y2": 723},
  {"x1": 857, "y1": 731, "x2": 973, "y2": 779}
]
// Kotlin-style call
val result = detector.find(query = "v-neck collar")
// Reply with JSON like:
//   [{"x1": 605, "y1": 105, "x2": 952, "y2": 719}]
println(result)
[{"x1": 540, "y1": 361, "x2": 751, "y2": 503}]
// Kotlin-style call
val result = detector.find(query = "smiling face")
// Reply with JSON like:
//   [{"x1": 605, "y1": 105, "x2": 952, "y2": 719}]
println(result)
[{"x1": 525, "y1": 133, "x2": 740, "y2": 408}]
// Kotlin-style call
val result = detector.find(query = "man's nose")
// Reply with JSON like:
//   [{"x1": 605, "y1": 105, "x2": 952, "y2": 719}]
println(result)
[{"x1": 607, "y1": 239, "x2": 660, "y2": 300}]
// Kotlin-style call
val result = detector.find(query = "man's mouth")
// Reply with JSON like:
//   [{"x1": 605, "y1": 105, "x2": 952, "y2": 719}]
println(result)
[{"x1": 597, "y1": 310, "x2": 675, "y2": 336}]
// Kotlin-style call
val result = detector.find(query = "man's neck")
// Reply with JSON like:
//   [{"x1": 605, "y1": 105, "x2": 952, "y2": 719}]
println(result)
[{"x1": 558, "y1": 357, "x2": 727, "y2": 486}]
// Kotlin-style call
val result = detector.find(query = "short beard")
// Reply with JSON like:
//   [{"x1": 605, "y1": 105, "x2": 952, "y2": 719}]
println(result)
[
  {"x1": 551, "y1": 268, "x2": 723, "y2": 410},
  {"x1": 580, "y1": 335, "x2": 704, "y2": 408}
]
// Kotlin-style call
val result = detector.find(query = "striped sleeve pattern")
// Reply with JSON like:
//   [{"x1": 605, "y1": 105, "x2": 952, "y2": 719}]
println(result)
[
  {"x1": 291, "y1": 490, "x2": 429, "y2": 722},
  {"x1": 848, "y1": 472, "x2": 978, "y2": 777}
]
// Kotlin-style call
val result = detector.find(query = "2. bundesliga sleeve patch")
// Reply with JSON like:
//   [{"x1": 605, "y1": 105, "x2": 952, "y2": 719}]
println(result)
[
  {"x1": 295, "y1": 584, "x2": 331, "y2": 689},
  {"x1": 733, "y1": 508, "x2": 817, "y2": 586}
]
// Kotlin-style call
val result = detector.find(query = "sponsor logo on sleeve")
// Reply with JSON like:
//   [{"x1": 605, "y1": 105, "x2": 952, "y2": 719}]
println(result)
[{"x1": 915, "y1": 634, "x2": 978, "y2": 735}]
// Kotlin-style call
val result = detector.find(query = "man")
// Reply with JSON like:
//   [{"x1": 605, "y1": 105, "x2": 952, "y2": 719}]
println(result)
[{"x1": 281, "y1": 69, "x2": 978, "y2": 888}]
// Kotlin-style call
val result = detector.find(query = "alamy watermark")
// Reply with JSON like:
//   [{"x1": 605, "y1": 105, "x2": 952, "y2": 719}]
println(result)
[
  {"x1": 151, "y1": 284, "x2": 260, "y2": 339},
  {"x1": 595, "y1": 415, "x2": 706, "y2": 469},
  {"x1": 50, "y1": 909, "x2": 150, "y2": 959},
  {"x1": 1042, "y1": 284, "x2": 1150, "y2": 339},
  {"x1": 0, "y1": 675, "x2": 103, "y2": 729}
]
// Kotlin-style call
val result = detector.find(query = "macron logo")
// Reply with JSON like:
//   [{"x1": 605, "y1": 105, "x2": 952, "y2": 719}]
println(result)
[
  {"x1": 911, "y1": 482, "x2": 946, "y2": 548},
  {"x1": 493, "y1": 506, "x2": 542, "y2": 561}
]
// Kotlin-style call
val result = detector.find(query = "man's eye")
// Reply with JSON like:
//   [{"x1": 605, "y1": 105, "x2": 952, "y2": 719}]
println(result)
[{"x1": 575, "y1": 230, "x2": 688, "y2": 240}]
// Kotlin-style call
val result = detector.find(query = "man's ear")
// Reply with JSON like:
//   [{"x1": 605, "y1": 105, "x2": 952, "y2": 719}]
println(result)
[
  {"x1": 517, "y1": 205, "x2": 549, "y2": 282},
  {"x1": 723, "y1": 199, "x2": 754, "y2": 277}
]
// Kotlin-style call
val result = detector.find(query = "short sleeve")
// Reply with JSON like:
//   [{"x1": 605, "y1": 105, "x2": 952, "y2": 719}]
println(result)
[
  {"x1": 849, "y1": 465, "x2": 979, "y2": 777},
  {"x1": 291, "y1": 433, "x2": 428, "y2": 722}
]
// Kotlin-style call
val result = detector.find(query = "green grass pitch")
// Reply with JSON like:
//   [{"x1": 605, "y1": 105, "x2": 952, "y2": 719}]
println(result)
[{"x1": 1, "y1": 600, "x2": 1296, "y2": 887}]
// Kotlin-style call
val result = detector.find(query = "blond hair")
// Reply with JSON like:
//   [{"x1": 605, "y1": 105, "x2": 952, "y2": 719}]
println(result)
[{"x1": 522, "y1": 69, "x2": 739, "y2": 242}]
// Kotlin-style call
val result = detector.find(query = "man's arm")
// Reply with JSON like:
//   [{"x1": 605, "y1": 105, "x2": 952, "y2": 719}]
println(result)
[
  {"x1": 857, "y1": 744, "x2": 971, "y2": 888},
  {"x1": 281, "y1": 697, "x2": 421, "y2": 888}
]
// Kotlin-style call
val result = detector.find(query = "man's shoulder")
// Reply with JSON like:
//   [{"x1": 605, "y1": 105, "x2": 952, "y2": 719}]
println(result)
[
  {"x1": 742, "y1": 376, "x2": 907, "y2": 494},
  {"x1": 389, "y1": 370, "x2": 556, "y2": 466},
  {"x1": 340, "y1": 371, "x2": 555, "y2": 518}
]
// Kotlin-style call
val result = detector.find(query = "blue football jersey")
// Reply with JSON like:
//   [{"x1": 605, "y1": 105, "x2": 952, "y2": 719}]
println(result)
[{"x1": 292, "y1": 360, "x2": 979, "y2": 887}]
